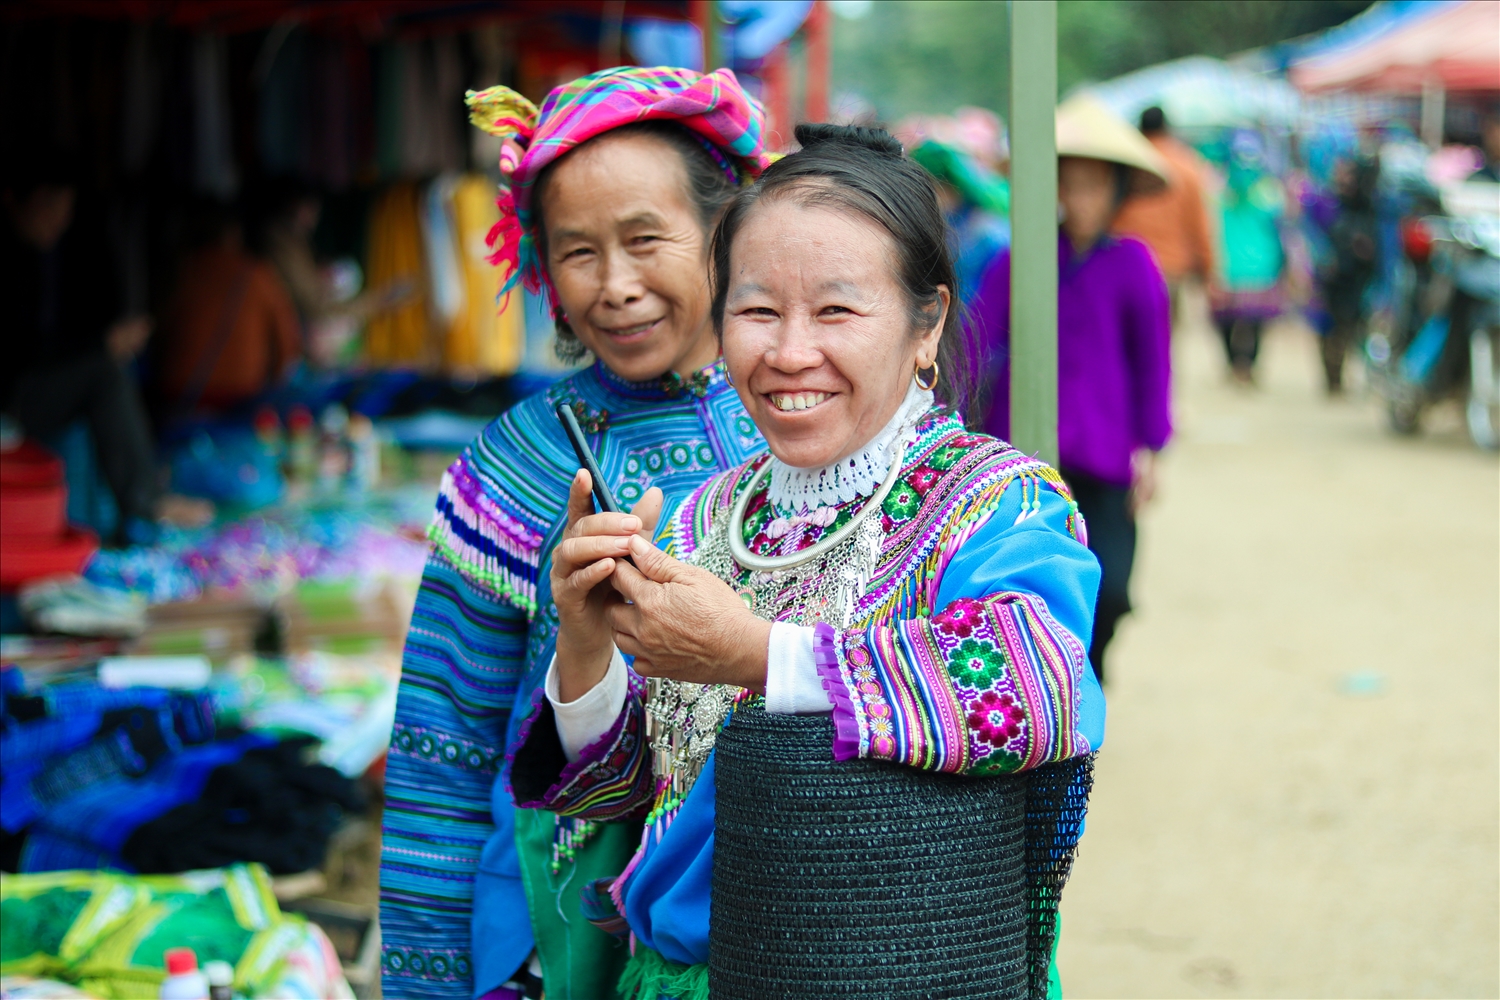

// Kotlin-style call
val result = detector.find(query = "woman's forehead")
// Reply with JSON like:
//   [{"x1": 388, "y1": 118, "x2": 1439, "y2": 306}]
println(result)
[{"x1": 735, "y1": 198, "x2": 893, "y2": 264}]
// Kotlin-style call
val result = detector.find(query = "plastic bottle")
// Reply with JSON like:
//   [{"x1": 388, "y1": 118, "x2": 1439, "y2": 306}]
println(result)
[
  {"x1": 159, "y1": 947, "x2": 209, "y2": 999},
  {"x1": 346, "y1": 412, "x2": 380, "y2": 491},
  {"x1": 317, "y1": 404, "x2": 351, "y2": 492},
  {"x1": 203, "y1": 959, "x2": 234, "y2": 1000},
  {"x1": 286, "y1": 405, "x2": 317, "y2": 485}
]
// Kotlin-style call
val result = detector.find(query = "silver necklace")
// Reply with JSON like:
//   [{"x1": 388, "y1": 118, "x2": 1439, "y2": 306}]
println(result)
[{"x1": 727, "y1": 437, "x2": 909, "y2": 573}]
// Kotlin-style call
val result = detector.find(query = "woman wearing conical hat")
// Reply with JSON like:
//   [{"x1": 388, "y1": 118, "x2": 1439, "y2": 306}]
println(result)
[
  {"x1": 379, "y1": 67, "x2": 771, "y2": 1000},
  {"x1": 970, "y1": 94, "x2": 1174, "y2": 686}
]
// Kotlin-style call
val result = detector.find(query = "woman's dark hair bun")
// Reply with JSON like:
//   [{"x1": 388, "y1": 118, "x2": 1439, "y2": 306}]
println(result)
[{"x1": 793, "y1": 122, "x2": 903, "y2": 158}]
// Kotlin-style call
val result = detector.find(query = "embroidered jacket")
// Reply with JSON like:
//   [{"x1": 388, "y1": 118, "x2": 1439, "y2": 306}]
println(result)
[
  {"x1": 379, "y1": 360, "x2": 762, "y2": 1000},
  {"x1": 513, "y1": 411, "x2": 1100, "y2": 822}
]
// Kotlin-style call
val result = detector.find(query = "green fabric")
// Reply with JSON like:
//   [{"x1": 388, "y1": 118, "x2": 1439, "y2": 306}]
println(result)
[
  {"x1": 1, "y1": 865, "x2": 313, "y2": 1000},
  {"x1": 617, "y1": 945, "x2": 708, "y2": 1000},
  {"x1": 515, "y1": 807, "x2": 636, "y2": 1000},
  {"x1": 0, "y1": 886, "x2": 90, "y2": 977},
  {"x1": 1047, "y1": 911, "x2": 1064, "y2": 999},
  {"x1": 911, "y1": 140, "x2": 1011, "y2": 216},
  {"x1": 1217, "y1": 176, "x2": 1285, "y2": 291}
]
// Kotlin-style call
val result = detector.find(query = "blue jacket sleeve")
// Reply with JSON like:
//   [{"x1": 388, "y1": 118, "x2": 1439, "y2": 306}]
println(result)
[
  {"x1": 379, "y1": 552, "x2": 529, "y2": 999},
  {"x1": 815, "y1": 479, "x2": 1105, "y2": 774}
]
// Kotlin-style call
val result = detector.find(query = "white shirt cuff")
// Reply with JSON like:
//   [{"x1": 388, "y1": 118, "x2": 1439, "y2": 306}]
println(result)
[
  {"x1": 763, "y1": 622, "x2": 834, "y2": 715},
  {"x1": 546, "y1": 646, "x2": 629, "y2": 762}
]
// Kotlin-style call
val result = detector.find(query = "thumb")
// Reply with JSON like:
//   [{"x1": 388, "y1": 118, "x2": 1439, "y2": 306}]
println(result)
[
  {"x1": 627, "y1": 534, "x2": 684, "y2": 583},
  {"x1": 630, "y1": 487, "x2": 664, "y2": 541},
  {"x1": 565, "y1": 469, "x2": 594, "y2": 533}
]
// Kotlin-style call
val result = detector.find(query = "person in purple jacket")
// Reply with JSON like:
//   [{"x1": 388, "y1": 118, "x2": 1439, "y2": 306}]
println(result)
[{"x1": 969, "y1": 96, "x2": 1172, "y2": 682}]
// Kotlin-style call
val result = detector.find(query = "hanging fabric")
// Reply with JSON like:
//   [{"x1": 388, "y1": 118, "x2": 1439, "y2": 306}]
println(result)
[
  {"x1": 422, "y1": 173, "x2": 465, "y2": 336},
  {"x1": 450, "y1": 173, "x2": 523, "y2": 375},
  {"x1": 364, "y1": 183, "x2": 432, "y2": 367}
]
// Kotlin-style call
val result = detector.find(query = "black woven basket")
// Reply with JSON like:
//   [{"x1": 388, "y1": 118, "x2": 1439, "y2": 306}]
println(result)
[{"x1": 711, "y1": 707, "x2": 1054, "y2": 999}]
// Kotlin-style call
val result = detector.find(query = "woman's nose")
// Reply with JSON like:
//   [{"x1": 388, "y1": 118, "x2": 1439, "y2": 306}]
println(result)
[
  {"x1": 765, "y1": 317, "x2": 824, "y2": 371},
  {"x1": 599, "y1": 249, "x2": 645, "y2": 306}
]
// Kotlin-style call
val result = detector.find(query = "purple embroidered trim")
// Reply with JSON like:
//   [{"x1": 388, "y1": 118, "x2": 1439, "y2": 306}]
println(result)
[{"x1": 813, "y1": 623, "x2": 860, "y2": 762}]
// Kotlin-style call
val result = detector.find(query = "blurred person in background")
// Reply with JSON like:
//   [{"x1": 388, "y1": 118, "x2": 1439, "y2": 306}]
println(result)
[
  {"x1": 1315, "y1": 157, "x2": 1380, "y2": 393},
  {"x1": 1112, "y1": 105, "x2": 1217, "y2": 325},
  {"x1": 1, "y1": 155, "x2": 209, "y2": 544},
  {"x1": 909, "y1": 138, "x2": 1011, "y2": 305},
  {"x1": 156, "y1": 201, "x2": 301, "y2": 415},
  {"x1": 252, "y1": 177, "x2": 414, "y2": 367},
  {"x1": 1211, "y1": 130, "x2": 1287, "y2": 383},
  {"x1": 969, "y1": 97, "x2": 1172, "y2": 683}
]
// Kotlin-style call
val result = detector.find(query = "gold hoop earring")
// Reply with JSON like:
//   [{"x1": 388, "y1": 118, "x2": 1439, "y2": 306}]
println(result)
[
  {"x1": 914, "y1": 360, "x2": 940, "y2": 392},
  {"x1": 724, "y1": 366, "x2": 735, "y2": 388}
]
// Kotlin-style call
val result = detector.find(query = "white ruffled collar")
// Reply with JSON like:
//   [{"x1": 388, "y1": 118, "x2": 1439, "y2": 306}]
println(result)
[{"x1": 767, "y1": 381, "x2": 934, "y2": 514}]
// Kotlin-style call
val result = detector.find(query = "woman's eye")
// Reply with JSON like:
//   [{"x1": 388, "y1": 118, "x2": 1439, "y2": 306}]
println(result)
[
  {"x1": 819, "y1": 305, "x2": 851, "y2": 316},
  {"x1": 740, "y1": 307, "x2": 777, "y2": 318},
  {"x1": 630, "y1": 235, "x2": 661, "y2": 247},
  {"x1": 561, "y1": 247, "x2": 594, "y2": 261}
]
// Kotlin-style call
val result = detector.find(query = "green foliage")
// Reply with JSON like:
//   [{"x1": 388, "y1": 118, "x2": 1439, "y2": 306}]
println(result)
[{"x1": 831, "y1": 0, "x2": 1373, "y2": 123}]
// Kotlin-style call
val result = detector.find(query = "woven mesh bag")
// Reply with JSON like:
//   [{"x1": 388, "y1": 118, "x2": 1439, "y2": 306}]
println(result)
[{"x1": 714, "y1": 707, "x2": 1079, "y2": 999}]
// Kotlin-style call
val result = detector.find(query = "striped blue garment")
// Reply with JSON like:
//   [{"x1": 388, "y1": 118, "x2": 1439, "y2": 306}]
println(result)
[{"x1": 380, "y1": 359, "x2": 762, "y2": 999}]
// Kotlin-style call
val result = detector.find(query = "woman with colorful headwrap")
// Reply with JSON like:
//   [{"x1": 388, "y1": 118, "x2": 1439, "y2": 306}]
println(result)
[{"x1": 379, "y1": 67, "x2": 770, "y2": 1000}]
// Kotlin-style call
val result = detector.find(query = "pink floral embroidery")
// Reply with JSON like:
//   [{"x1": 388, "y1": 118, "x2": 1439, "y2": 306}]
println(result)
[{"x1": 934, "y1": 598, "x2": 985, "y2": 638}]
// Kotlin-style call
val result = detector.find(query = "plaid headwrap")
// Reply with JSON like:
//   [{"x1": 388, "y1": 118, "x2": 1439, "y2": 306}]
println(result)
[{"x1": 466, "y1": 66, "x2": 771, "y2": 297}]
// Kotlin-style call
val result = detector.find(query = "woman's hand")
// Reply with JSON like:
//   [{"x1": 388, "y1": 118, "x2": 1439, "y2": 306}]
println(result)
[
  {"x1": 607, "y1": 535, "x2": 772, "y2": 693},
  {"x1": 550, "y1": 473, "x2": 662, "y2": 702},
  {"x1": 1129, "y1": 447, "x2": 1158, "y2": 517}
]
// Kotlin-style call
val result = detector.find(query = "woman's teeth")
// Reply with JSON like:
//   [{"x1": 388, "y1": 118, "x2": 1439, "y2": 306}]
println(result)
[{"x1": 771, "y1": 392, "x2": 830, "y2": 412}]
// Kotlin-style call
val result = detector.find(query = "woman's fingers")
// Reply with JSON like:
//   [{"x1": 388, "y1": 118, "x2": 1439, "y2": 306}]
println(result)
[
  {"x1": 630, "y1": 487, "x2": 665, "y2": 540},
  {"x1": 555, "y1": 533, "x2": 633, "y2": 571},
  {"x1": 572, "y1": 510, "x2": 642, "y2": 539},
  {"x1": 627, "y1": 535, "x2": 684, "y2": 582},
  {"x1": 561, "y1": 556, "x2": 616, "y2": 597}
]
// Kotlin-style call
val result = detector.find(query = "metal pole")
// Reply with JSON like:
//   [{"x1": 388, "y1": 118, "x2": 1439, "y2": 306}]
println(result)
[
  {"x1": 1008, "y1": 0, "x2": 1058, "y2": 466},
  {"x1": 691, "y1": 0, "x2": 721, "y2": 71}
]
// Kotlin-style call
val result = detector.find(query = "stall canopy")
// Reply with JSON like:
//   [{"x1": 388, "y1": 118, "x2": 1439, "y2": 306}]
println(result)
[
  {"x1": 1087, "y1": 55, "x2": 1303, "y2": 131},
  {"x1": 1290, "y1": 0, "x2": 1500, "y2": 94}
]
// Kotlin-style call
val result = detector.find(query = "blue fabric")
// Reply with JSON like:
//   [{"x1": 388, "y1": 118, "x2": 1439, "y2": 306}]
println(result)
[
  {"x1": 472, "y1": 783, "x2": 530, "y2": 994},
  {"x1": 621, "y1": 755, "x2": 718, "y2": 965},
  {"x1": 19, "y1": 732, "x2": 275, "y2": 872},
  {"x1": 382, "y1": 361, "x2": 763, "y2": 1000},
  {"x1": 617, "y1": 476, "x2": 1105, "y2": 962}
]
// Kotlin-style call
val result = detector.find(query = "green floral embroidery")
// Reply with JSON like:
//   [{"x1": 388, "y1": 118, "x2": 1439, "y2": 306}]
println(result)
[
  {"x1": 926, "y1": 445, "x2": 965, "y2": 471},
  {"x1": 972, "y1": 748, "x2": 1023, "y2": 775},
  {"x1": 947, "y1": 638, "x2": 1007, "y2": 688},
  {"x1": 882, "y1": 483, "x2": 923, "y2": 522}
]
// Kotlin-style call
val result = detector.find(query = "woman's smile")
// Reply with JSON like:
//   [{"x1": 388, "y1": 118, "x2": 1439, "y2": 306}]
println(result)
[
  {"x1": 767, "y1": 390, "x2": 833, "y2": 412},
  {"x1": 598, "y1": 316, "x2": 664, "y2": 342}
]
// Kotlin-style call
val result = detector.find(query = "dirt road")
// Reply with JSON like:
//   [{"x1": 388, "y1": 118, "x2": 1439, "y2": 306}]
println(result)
[{"x1": 1057, "y1": 314, "x2": 1499, "y2": 998}]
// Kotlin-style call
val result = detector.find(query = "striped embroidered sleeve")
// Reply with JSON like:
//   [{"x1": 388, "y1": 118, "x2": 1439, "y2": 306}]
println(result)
[
  {"x1": 814, "y1": 589, "x2": 1090, "y2": 776},
  {"x1": 509, "y1": 670, "x2": 654, "y2": 822},
  {"x1": 380, "y1": 552, "x2": 529, "y2": 997}
]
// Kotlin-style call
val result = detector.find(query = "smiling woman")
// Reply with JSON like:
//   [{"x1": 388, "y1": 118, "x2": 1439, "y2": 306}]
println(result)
[
  {"x1": 511, "y1": 123, "x2": 1108, "y2": 999},
  {"x1": 378, "y1": 68, "x2": 772, "y2": 1000},
  {"x1": 532, "y1": 122, "x2": 740, "y2": 377}
]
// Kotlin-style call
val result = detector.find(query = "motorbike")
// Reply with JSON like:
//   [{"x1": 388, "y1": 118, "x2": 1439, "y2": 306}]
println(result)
[{"x1": 1367, "y1": 181, "x2": 1500, "y2": 449}]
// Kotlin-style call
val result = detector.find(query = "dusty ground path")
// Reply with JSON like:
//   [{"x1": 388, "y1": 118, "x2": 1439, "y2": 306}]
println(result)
[{"x1": 1057, "y1": 310, "x2": 1499, "y2": 998}]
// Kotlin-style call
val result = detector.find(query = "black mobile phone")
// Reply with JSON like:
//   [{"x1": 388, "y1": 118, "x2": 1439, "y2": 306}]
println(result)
[{"x1": 555, "y1": 402, "x2": 622, "y2": 514}]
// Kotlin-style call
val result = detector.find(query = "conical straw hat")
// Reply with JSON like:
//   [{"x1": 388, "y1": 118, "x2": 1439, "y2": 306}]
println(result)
[{"x1": 1056, "y1": 94, "x2": 1169, "y2": 189}]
